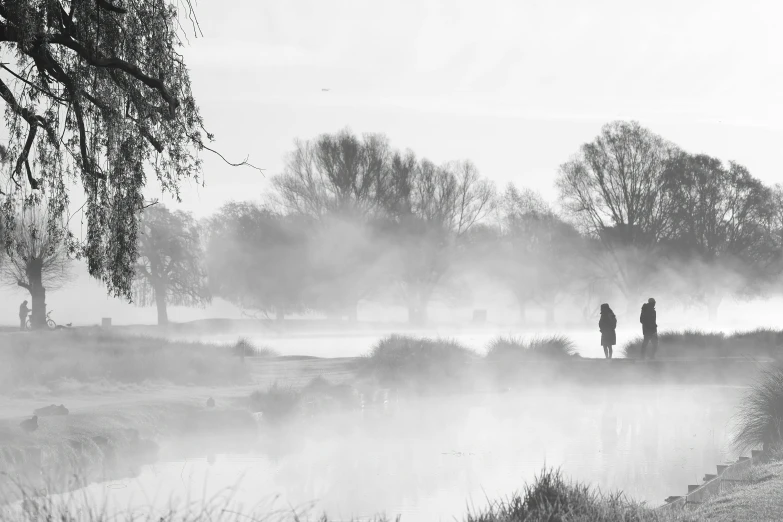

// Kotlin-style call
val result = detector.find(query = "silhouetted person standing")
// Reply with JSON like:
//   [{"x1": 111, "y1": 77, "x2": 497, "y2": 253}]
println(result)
[
  {"x1": 19, "y1": 300, "x2": 29, "y2": 331},
  {"x1": 599, "y1": 303, "x2": 617, "y2": 359},
  {"x1": 639, "y1": 298, "x2": 658, "y2": 359}
]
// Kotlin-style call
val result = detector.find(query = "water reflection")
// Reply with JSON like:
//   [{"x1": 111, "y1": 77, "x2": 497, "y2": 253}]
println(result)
[{"x1": 67, "y1": 385, "x2": 741, "y2": 521}]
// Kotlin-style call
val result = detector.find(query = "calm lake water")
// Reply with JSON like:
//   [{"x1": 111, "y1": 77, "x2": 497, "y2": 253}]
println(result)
[{"x1": 62, "y1": 385, "x2": 743, "y2": 521}]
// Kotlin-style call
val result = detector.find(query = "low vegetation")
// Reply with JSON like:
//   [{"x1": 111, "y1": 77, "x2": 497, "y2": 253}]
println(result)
[
  {"x1": 0, "y1": 466, "x2": 675, "y2": 522},
  {"x1": 231, "y1": 337, "x2": 278, "y2": 358},
  {"x1": 733, "y1": 366, "x2": 783, "y2": 453},
  {"x1": 622, "y1": 328, "x2": 783, "y2": 360},
  {"x1": 0, "y1": 329, "x2": 250, "y2": 393},
  {"x1": 247, "y1": 376, "x2": 362, "y2": 422},
  {"x1": 361, "y1": 334, "x2": 479, "y2": 391},
  {"x1": 247, "y1": 382, "x2": 302, "y2": 422},
  {"x1": 486, "y1": 335, "x2": 578, "y2": 364},
  {"x1": 467, "y1": 468, "x2": 658, "y2": 522}
]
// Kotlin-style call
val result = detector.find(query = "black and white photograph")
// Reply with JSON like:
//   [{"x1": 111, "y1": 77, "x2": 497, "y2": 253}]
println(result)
[{"x1": 0, "y1": 0, "x2": 782, "y2": 520}]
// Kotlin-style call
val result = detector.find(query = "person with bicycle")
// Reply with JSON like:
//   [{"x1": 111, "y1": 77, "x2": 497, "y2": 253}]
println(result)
[{"x1": 19, "y1": 300, "x2": 30, "y2": 331}]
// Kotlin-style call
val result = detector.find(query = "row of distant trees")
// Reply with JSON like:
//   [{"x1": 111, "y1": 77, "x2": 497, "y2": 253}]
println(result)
[{"x1": 5, "y1": 121, "x2": 783, "y2": 327}]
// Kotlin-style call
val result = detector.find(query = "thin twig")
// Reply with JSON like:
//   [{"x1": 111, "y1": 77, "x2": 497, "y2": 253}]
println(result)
[{"x1": 202, "y1": 145, "x2": 264, "y2": 173}]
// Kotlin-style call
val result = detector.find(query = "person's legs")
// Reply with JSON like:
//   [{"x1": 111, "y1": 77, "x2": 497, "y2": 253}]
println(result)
[
  {"x1": 608, "y1": 345, "x2": 613, "y2": 359},
  {"x1": 640, "y1": 337, "x2": 648, "y2": 360},
  {"x1": 19, "y1": 317, "x2": 24, "y2": 331},
  {"x1": 603, "y1": 345, "x2": 609, "y2": 358},
  {"x1": 650, "y1": 335, "x2": 658, "y2": 359}
]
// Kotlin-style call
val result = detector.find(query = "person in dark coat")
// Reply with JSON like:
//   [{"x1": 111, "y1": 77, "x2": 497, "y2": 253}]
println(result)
[
  {"x1": 639, "y1": 298, "x2": 658, "y2": 360},
  {"x1": 599, "y1": 303, "x2": 617, "y2": 359},
  {"x1": 19, "y1": 300, "x2": 29, "y2": 331}
]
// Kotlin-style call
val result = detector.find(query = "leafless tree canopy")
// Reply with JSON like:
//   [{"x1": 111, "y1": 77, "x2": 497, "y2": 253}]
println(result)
[{"x1": 557, "y1": 120, "x2": 678, "y2": 245}]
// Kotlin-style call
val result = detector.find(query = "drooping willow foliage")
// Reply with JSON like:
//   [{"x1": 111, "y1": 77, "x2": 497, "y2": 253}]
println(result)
[{"x1": 0, "y1": 0, "x2": 212, "y2": 298}]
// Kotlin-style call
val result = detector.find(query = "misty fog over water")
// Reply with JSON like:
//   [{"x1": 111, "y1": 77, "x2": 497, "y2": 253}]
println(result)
[{"x1": 55, "y1": 386, "x2": 740, "y2": 521}]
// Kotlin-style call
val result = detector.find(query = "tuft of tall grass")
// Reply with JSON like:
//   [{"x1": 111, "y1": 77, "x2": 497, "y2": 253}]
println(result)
[
  {"x1": 466, "y1": 467, "x2": 658, "y2": 522},
  {"x1": 622, "y1": 328, "x2": 783, "y2": 360},
  {"x1": 361, "y1": 334, "x2": 478, "y2": 390},
  {"x1": 230, "y1": 337, "x2": 278, "y2": 358},
  {"x1": 248, "y1": 382, "x2": 302, "y2": 422},
  {"x1": 733, "y1": 366, "x2": 783, "y2": 454},
  {"x1": 0, "y1": 329, "x2": 249, "y2": 393},
  {"x1": 486, "y1": 335, "x2": 578, "y2": 365}
]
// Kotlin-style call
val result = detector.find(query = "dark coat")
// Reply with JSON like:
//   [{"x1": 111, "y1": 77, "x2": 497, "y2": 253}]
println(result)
[
  {"x1": 599, "y1": 311, "x2": 617, "y2": 346},
  {"x1": 640, "y1": 303, "x2": 657, "y2": 335}
]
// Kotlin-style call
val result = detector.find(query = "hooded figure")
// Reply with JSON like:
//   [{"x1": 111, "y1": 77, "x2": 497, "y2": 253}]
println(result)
[
  {"x1": 19, "y1": 301, "x2": 29, "y2": 331},
  {"x1": 599, "y1": 303, "x2": 617, "y2": 359},
  {"x1": 639, "y1": 298, "x2": 658, "y2": 359}
]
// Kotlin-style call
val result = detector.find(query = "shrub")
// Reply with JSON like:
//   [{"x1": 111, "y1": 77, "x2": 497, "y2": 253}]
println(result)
[
  {"x1": 733, "y1": 366, "x2": 783, "y2": 453},
  {"x1": 622, "y1": 329, "x2": 783, "y2": 360},
  {"x1": 248, "y1": 383, "x2": 302, "y2": 422},
  {"x1": 231, "y1": 337, "x2": 278, "y2": 358},
  {"x1": 466, "y1": 467, "x2": 658, "y2": 522},
  {"x1": 362, "y1": 334, "x2": 478, "y2": 390},
  {"x1": 301, "y1": 376, "x2": 360, "y2": 413},
  {"x1": 486, "y1": 335, "x2": 578, "y2": 366}
]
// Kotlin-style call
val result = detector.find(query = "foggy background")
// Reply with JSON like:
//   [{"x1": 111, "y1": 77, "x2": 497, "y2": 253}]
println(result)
[{"x1": 4, "y1": 0, "x2": 783, "y2": 334}]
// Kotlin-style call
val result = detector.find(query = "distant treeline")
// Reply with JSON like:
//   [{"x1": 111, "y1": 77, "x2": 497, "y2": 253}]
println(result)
[{"x1": 134, "y1": 121, "x2": 783, "y2": 325}]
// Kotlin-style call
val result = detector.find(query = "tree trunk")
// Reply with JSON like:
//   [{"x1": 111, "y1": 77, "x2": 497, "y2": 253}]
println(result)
[
  {"x1": 30, "y1": 285, "x2": 46, "y2": 330},
  {"x1": 27, "y1": 258, "x2": 47, "y2": 330},
  {"x1": 155, "y1": 291, "x2": 168, "y2": 326},
  {"x1": 707, "y1": 297, "x2": 721, "y2": 322}
]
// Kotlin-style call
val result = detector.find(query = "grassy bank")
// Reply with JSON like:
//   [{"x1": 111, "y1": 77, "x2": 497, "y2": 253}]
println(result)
[
  {"x1": 0, "y1": 329, "x2": 251, "y2": 394},
  {"x1": 665, "y1": 456, "x2": 783, "y2": 522},
  {"x1": 622, "y1": 329, "x2": 783, "y2": 360}
]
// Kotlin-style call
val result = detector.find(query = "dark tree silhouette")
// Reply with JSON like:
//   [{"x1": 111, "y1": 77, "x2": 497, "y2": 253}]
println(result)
[
  {"x1": 1, "y1": 197, "x2": 73, "y2": 329},
  {"x1": 557, "y1": 120, "x2": 678, "y2": 307},
  {"x1": 0, "y1": 1, "x2": 253, "y2": 299},
  {"x1": 661, "y1": 153, "x2": 773, "y2": 319},
  {"x1": 133, "y1": 205, "x2": 210, "y2": 325}
]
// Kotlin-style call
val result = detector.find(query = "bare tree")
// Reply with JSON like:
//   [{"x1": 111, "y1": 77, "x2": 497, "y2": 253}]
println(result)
[
  {"x1": 272, "y1": 129, "x2": 395, "y2": 319},
  {"x1": 556, "y1": 120, "x2": 678, "y2": 307},
  {"x1": 392, "y1": 159, "x2": 495, "y2": 324},
  {"x1": 1, "y1": 196, "x2": 72, "y2": 329},
  {"x1": 497, "y1": 184, "x2": 585, "y2": 325},
  {"x1": 0, "y1": 1, "x2": 257, "y2": 300},
  {"x1": 133, "y1": 205, "x2": 210, "y2": 325},
  {"x1": 272, "y1": 129, "x2": 392, "y2": 219}
]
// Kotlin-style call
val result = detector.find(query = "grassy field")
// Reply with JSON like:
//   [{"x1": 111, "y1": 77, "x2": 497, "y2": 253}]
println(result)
[
  {"x1": 0, "y1": 329, "x2": 253, "y2": 394},
  {"x1": 622, "y1": 329, "x2": 783, "y2": 360}
]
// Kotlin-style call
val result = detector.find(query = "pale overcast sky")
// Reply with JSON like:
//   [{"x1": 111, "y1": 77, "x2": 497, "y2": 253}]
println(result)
[{"x1": 5, "y1": 0, "x2": 783, "y2": 325}]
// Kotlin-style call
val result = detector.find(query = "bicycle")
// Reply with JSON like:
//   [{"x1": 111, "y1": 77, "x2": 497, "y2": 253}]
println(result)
[{"x1": 25, "y1": 310, "x2": 57, "y2": 330}]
